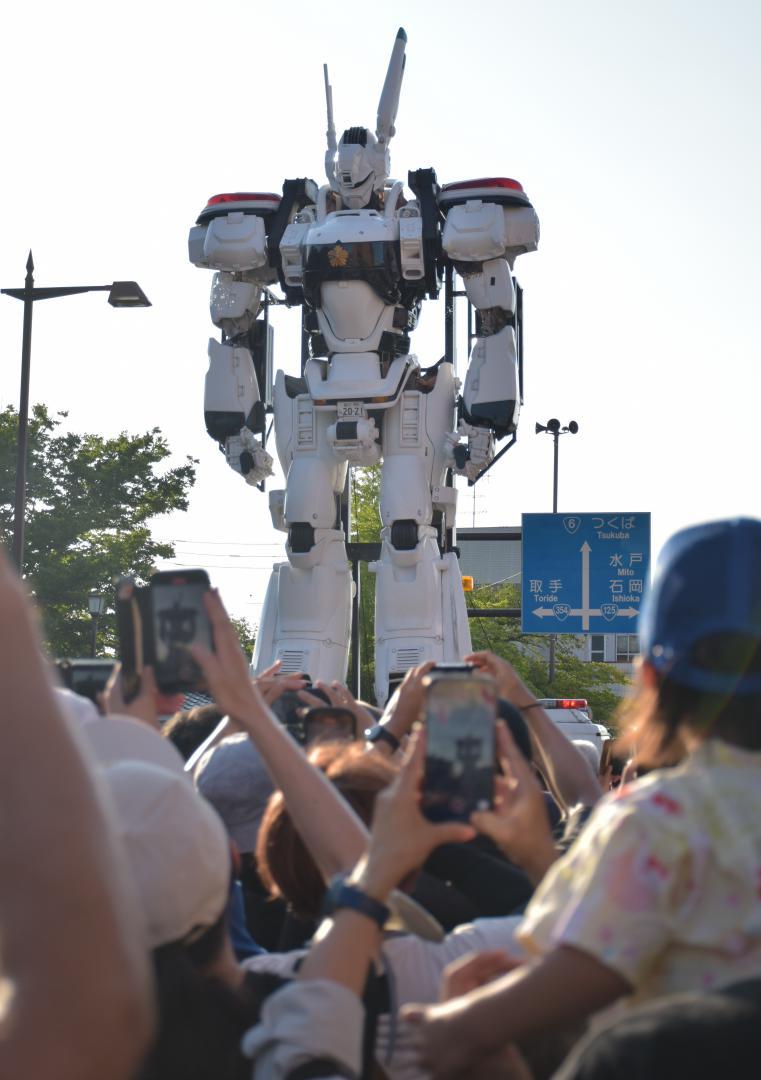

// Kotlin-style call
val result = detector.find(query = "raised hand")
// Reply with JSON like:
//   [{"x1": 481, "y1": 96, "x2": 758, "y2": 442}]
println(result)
[
  {"x1": 464, "y1": 651, "x2": 536, "y2": 708},
  {"x1": 351, "y1": 728, "x2": 476, "y2": 901},
  {"x1": 471, "y1": 721, "x2": 557, "y2": 883}
]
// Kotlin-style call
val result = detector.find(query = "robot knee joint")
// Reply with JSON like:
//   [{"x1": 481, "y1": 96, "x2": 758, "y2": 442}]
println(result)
[
  {"x1": 390, "y1": 519, "x2": 418, "y2": 550},
  {"x1": 288, "y1": 523, "x2": 316, "y2": 553}
]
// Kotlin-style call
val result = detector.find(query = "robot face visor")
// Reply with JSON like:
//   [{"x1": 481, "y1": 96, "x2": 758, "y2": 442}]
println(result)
[{"x1": 302, "y1": 240, "x2": 401, "y2": 308}]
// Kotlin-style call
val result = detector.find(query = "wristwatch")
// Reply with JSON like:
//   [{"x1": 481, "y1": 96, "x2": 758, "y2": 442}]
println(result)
[
  {"x1": 322, "y1": 872, "x2": 391, "y2": 928},
  {"x1": 364, "y1": 722, "x2": 401, "y2": 753}
]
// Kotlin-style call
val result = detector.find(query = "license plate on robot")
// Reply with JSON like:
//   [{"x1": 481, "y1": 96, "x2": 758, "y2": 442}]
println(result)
[{"x1": 336, "y1": 401, "x2": 367, "y2": 419}]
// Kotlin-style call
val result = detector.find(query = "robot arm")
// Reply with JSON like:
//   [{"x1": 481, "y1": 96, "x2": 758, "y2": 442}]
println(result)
[
  {"x1": 440, "y1": 177, "x2": 539, "y2": 481},
  {"x1": 189, "y1": 193, "x2": 283, "y2": 485},
  {"x1": 204, "y1": 338, "x2": 273, "y2": 486}
]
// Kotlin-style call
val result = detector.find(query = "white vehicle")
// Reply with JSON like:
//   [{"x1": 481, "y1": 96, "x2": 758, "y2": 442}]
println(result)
[
  {"x1": 188, "y1": 28, "x2": 539, "y2": 705},
  {"x1": 537, "y1": 698, "x2": 611, "y2": 761}
]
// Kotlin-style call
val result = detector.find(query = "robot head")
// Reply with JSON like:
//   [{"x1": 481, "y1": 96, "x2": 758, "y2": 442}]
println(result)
[
  {"x1": 323, "y1": 28, "x2": 406, "y2": 209},
  {"x1": 332, "y1": 127, "x2": 389, "y2": 209}
]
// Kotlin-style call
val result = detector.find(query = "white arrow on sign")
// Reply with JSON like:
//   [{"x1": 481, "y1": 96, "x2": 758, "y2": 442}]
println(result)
[
  {"x1": 532, "y1": 543, "x2": 640, "y2": 627},
  {"x1": 581, "y1": 541, "x2": 591, "y2": 629},
  {"x1": 532, "y1": 606, "x2": 638, "y2": 619}
]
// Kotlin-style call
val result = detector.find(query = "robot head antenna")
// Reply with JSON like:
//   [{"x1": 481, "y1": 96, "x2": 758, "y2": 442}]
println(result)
[{"x1": 323, "y1": 28, "x2": 407, "y2": 208}]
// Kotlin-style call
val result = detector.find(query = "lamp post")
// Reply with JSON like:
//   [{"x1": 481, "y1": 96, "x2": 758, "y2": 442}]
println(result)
[
  {"x1": 535, "y1": 418, "x2": 579, "y2": 683},
  {"x1": 2, "y1": 252, "x2": 151, "y2": 574},
  {"x1": 88, "y1": 591, "x2": 106, "y2": 657}
]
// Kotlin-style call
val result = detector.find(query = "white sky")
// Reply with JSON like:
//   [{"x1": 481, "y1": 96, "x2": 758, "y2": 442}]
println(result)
[{"x1": 1, "y1": 0, "x2": 759, "y2": 625}]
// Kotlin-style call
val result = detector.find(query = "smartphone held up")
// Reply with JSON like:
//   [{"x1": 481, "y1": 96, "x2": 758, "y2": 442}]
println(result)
[
  {"x1": 116, "y1": 569, "x2": 214, "y2": 696},
  {"x1": 421, "y1": 664, "x2": 497, "y2": 823}
]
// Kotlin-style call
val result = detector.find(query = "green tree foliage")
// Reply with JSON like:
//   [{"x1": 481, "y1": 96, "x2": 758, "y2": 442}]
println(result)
[
  {"x1": 350, "y1": 464, "x2": 381, "y2": 698},
  {"x1": 467, "y1": 582, "x2": 624, "y2": 728},
  {"x1": 0, "y1": 405, "x2": 196, "y2": 657},
  {"x1": 231, "y1": 615, "x2": 257, "y2": 658}
]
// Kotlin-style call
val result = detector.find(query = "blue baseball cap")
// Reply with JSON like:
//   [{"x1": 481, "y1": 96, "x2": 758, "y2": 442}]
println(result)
[{"x1": 639, "y1": 518, "x2": 761, "y2": 694}]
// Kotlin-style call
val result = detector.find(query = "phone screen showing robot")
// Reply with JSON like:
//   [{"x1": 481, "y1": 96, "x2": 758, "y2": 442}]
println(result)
[
  {"x1": 422, "y1": 675, "x2": 496, "y2": 823},
  {"x1": 149, "y1": 570, "x2": 213, "y2": 694}
]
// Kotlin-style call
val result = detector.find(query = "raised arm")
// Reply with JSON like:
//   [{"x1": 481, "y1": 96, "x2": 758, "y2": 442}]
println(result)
[
  {"x1": 466, "y1": 652, "x2": 602, "y2": 811},
  {"x1": 192, "y1": 589, "x2": 369, "y2": 879},
  {"x1": 0, "y1": 555, "x2": 153, "y2": 1080}
]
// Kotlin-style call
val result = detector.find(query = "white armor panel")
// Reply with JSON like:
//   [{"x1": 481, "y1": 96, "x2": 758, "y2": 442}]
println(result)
[
  {"x1": 371, "y1": 537, "x2": 472, "y2": 704},
  {"x1": 442, "y1": 200, "x2": 508, "y2": 261},
  {"x1": 462, "y1": 324, "x2": 519, "y2": 431},
  {"x1": 304, "y1": 354, "x2": 413, "y2": 409},
  {"x1": 252, "y1": 547, "x2": 352, "y2": 684},
  {"x1": 398, "y1": 206, "x2": 425, "y2": 281},
  {"x1": 319, "y1": 281, "x2": 388, "y2": 343},
  {"x1": 503, "y1": 205, "x2": 540, "y2": 262},
  {"x1": 203, "y1": 212, "x2": 268, "y2": 272},
  {"x1": 205, "y1": 339, "x2": 259, "y2": 422},
  {"x1": 279, "y1": 219, "x2": 312, "y2": 287},
  {"x1": 442, "y1": 201, "x2": 539, "y2": 265},
  {"x1": 462, "y1": 258, "x2": 515, "y2": 313},
  {"x1": 210, "y1": 272, "x2": 261, "y2": 327}
]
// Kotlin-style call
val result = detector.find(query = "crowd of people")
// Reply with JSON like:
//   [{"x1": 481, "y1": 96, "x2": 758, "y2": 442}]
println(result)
[{"x1": 2, "y1": 515, "x2": 761, "y2": 1078}]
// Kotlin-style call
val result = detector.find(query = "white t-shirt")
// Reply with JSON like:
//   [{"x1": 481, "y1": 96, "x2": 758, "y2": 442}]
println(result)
[{"x1": 243, "y1": 915, "x2": 523, "y2": 1079}]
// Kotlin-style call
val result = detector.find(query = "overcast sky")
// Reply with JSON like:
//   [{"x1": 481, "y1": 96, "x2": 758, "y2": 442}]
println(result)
[{"x1": 1, "y1": 0, "x2": 759, "y2": 625}]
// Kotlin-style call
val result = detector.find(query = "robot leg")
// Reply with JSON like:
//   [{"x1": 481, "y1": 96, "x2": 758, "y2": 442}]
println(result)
[
  {"x1": 371, "y1": 363, "x2": 472, "y2": 705},
  {"x1": 253, "y1": 379, "x2": 352, "y2": 682}
]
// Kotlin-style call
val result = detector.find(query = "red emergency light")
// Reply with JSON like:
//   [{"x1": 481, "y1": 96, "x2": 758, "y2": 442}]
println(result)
[
  {"x1": 442, "y1": 177, "x2": 524, "y2": 194},
  {"x1": 206, "y1": 192, "x2": 281, "y2": 206},
  {"x1": 544, "y1": 698, "x2": 589, "y2": 711}
]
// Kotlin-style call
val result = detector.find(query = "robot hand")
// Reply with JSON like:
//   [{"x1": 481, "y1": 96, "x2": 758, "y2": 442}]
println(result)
[
  {"x1": 225, "y1": 428, "x2": 275, "y2": 486},
  {"x1": 444, "y1": 422, "x2": 495, "y2": 483}
]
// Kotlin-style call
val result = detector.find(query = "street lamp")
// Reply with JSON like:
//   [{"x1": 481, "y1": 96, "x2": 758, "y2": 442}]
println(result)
[
  {"x1": 535, "y1": 417, "x2": 579, "y2": 682},
  {"x1": 88, "y1": 591, "x2": 106, "y2": 658},
  {"x1": 2, "y1": 252, "x2": 151, "y2": 573}
]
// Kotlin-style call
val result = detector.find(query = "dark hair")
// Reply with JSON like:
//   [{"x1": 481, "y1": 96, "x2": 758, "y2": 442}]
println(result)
[
  {"x1": 137, "y1": 914, "x2": 258, "y2": 1080},
  {"x1": 621, "y1": 633, "x2": 761, "y2": 764},
  {"x1": 256, "y1": 743, "x2": 396, "y2": 919},
  {"x1": 163, "y1": 704, "x2": 225, "y2": 761}
]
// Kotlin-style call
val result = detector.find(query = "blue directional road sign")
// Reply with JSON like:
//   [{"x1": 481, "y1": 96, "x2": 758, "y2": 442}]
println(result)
[{"x1": 521, "y1": 513, "x2": 651, "y2": 634}]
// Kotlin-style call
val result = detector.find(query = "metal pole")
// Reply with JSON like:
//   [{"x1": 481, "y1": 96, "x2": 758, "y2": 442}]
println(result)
[
  {"x1": 90, "y1": 615, "x2": 98, "y2": 658},
  {"x1": 350, "y1": 558, "x2": 361, "y2": 699},
  {"x1": 12, "y1": 252, "x2": 35, "y2": 573},
  {"x1": 548, "y1": 429, "x2": 559, "y2": 684}
]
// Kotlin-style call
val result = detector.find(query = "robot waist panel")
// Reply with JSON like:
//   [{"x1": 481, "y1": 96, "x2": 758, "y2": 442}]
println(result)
[{"x1": 305, "y1": 354, "x2": 416, "y2": 410}]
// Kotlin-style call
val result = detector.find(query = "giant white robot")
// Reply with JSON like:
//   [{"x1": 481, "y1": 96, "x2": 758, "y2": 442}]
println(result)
[{"x1": 188, "y1": 28, "x2": 539, "y2": 704}]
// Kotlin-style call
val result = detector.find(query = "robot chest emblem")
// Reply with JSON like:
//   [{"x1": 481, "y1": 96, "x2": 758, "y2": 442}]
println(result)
[{"x1": 328, "y1": 243, "x2": 350, "y2": 268}]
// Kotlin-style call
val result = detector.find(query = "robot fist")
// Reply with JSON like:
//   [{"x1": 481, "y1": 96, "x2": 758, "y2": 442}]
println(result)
[
  {"x1": 225, "y1": 428, "x2": 274, "y2": 486},
  {"x1": 444, "y1": 422, "x2": 495, "y2": 482}
]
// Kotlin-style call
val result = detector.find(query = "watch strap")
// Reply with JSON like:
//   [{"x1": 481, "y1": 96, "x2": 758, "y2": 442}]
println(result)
[
  {"x1": 322, "y1": 874, "x2": 390, "y2": 928},
  {"x1": 364, "y1": 723, "x2": 401, "y2": 753}
]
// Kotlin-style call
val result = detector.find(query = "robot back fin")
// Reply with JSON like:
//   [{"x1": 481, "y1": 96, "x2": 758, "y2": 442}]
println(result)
[
  {"x1": 376, "y1": 26, "x2": 407, "y2": 146},
  {"x1": 324, "y1": 63, "x2": 337, "y2": 182}
]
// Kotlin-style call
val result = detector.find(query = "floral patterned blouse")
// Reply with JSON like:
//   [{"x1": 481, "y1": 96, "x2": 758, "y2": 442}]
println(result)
[{"x1": 517, "y1": 740, "x2": 761, "y2": 1004}]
